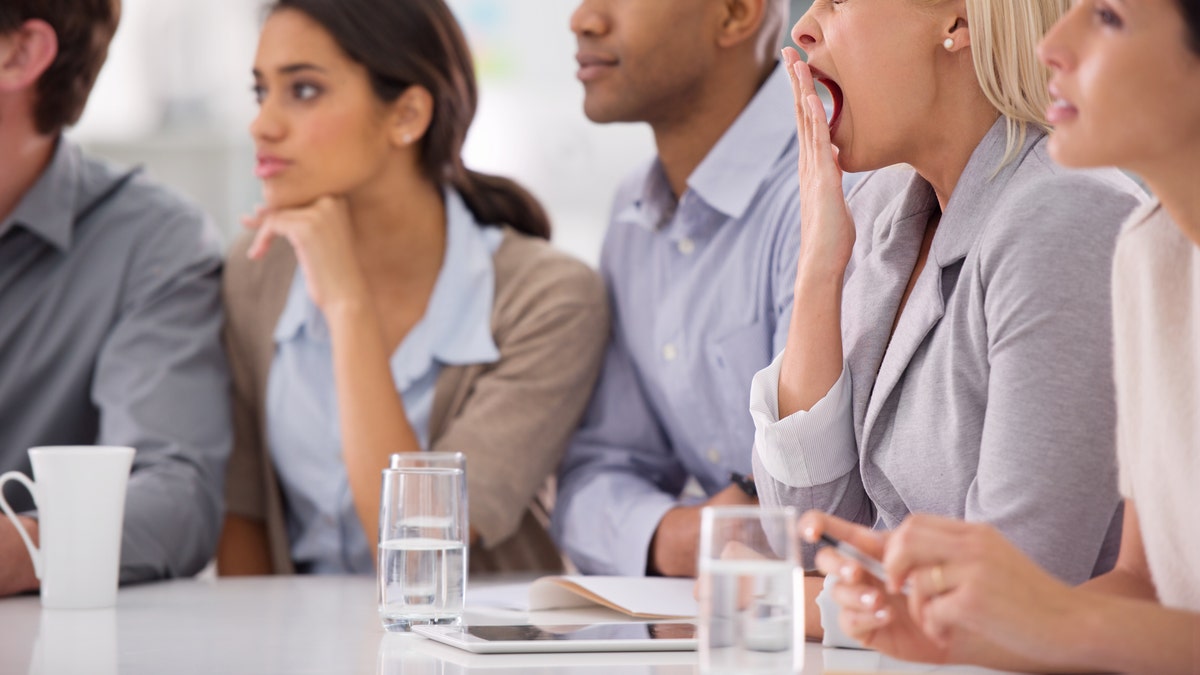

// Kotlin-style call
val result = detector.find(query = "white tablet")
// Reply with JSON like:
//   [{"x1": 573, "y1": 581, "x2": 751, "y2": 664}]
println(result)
[{"x1": 412, "y1": 622, "x2": 698, "y2": 654}]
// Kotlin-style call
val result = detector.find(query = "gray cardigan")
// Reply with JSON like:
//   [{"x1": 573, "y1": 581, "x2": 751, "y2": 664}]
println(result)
[{"x1": 751, "y1": 120, "x2": 1145, "y2": 583}]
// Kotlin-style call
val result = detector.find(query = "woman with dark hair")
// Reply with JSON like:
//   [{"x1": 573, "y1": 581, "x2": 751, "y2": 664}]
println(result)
[
  {"x1": 217, "y1": 0, "x2": 608, "y2": 575},
  {"x1": 803, "y1": 0, "x2": 1200, "y2": 672}
]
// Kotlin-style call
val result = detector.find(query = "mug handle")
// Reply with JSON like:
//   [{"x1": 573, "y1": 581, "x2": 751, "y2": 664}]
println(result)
[{"x1": 0, "y1": 472, "x2": 42, "y2": 580}]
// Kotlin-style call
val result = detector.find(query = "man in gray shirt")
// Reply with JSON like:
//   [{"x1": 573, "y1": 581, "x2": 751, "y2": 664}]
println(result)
[{"x1": 0, "y1": 0, "x2": 230, "y2": 595}]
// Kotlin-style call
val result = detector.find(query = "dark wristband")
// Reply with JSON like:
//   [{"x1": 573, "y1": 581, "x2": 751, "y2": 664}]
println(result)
[{"x1": 729, "y1": 472, "x2": 758, "y2": 498}]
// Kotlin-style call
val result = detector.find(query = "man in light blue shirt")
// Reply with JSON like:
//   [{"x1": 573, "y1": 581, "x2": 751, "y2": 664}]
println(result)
[{"x1": 552, "y1": 0, "x2": 801, "y2": 577}]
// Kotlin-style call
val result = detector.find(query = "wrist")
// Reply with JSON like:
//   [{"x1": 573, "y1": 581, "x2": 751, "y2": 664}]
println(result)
[
  {"x1": 794, "y1": 253, "x2": 847, "y2": 293},
  {"x1": 1058, "y1": 590, "x2": 1121, "y2": 671},
  {"x1": 323, "y1": 295, "x2": 374, "y2": 329},
  {"x1": 649, "y1": 506, "x2": 697, "y2": 577}
]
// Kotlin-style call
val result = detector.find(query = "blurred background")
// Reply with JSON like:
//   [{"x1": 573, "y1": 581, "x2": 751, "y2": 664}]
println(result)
[{"x1": 74, "y1": 0, "x2": 814, "y2": 266}]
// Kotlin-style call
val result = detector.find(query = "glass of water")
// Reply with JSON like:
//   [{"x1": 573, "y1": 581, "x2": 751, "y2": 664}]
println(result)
[
  {"x1": 378, "y1": 463, "x2": 467, "y2": 632},
  {"x1": 697, "y1": 505, "x2": 803, "y2": 674},
  {"x1": 389, "y1": 452, "x2": 466, "y2": 473}
]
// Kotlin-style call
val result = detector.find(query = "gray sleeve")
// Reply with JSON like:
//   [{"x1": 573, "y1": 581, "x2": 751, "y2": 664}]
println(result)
[
  {"x1": 92, "y1": 208, "x2": 232, "y2": 584},
  {"x1": 750, "y1": 356, "x2": 873, "y2": 569},
  {"x1": 967, "y1": 179, "x2": 1135, "y2": 584},
  {"x1": 753, "y1": 450, "x2": 871, "y2": 570}
]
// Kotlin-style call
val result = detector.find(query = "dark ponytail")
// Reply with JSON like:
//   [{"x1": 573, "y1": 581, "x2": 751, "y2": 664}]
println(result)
[
  {"x1": 453, "y1": 170, "x2": 551, "y2": 240},
  {"x1": 269, "y1": 0, "x2": 551, "y2": 239}
]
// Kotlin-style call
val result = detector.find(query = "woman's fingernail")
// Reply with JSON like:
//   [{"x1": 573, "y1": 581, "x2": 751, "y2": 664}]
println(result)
[
  {"x1": 841, "y1": 565, "x2": 854, "y2": 579},
  {"x1": 875, "y1": 608, "x2": 889, "y2": 621},
  {"x1": 861, "y1": 592, "x2": 877, "y2": 607},
  {"x1": 802, "y1": 526, "x2": 816, "y2": 541}
]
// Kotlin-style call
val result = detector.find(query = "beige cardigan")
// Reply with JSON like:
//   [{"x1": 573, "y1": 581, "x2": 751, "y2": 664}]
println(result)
[{"x1": 221, "y1": 227, "x2": 609, "y2": 574}]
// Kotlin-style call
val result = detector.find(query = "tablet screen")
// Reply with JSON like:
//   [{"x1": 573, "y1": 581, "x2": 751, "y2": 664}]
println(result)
[{"x1": 463, "y1": 622, "x2": 696, "y2": 642}]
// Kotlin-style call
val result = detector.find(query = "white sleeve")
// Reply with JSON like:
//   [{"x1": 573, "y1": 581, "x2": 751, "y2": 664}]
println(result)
[{"x1": 749, "y1": 350, "x2": 858, "y2": 488}]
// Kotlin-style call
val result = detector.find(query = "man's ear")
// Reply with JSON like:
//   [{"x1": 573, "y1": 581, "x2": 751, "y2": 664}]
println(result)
[
  {"x1": 0, "y1": 19, "x2": 58, "y2": 94},
  {"x1": 387, "y1": 85, "x2": 435, "y2": 149},
  {"x1": 715, "y1": 0, "x2": 769, "y2": 50}
]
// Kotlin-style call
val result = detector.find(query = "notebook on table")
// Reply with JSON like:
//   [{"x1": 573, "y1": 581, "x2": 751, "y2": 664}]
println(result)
[{"x1": 467, "y1": 575, "x2": 700, "y2": 619}]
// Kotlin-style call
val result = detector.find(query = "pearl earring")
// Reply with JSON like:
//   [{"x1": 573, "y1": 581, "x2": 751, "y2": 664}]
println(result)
[{"x1": 943, "y1": 38, "x2": 955, "y2": 50}]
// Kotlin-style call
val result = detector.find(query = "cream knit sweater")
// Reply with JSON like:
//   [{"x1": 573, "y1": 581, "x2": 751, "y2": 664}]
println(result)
[{"x1": 1112, "y1": 201, "x2": 1200, "y2": 612}]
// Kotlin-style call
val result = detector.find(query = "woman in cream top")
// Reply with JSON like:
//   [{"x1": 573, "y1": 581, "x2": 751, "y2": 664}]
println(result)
[
  {"x1": 803, "y1": 0, "x2": 1200, "y2": 672},
  {"x1": 218, "y1": 0, "x2": 608, "y2": 575}
]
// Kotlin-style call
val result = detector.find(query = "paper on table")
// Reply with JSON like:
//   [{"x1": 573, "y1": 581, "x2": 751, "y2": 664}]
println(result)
[
  {"x1": 527, "y1": 576, "x2": 698, "y2": 619},
  {"x1": 465, "y1": 582, "x2": 532, "y2": 611}
]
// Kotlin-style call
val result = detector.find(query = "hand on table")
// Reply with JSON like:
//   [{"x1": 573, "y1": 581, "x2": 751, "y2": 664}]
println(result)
[
  {"x1": 801, "y1": 511, "x2": 1079, "y2": 666},
  {"x1": 650, "y1": 484, "x2": 757, "y2": 578},
  {"x1": 800, "y1": 511, "x2": 953, "y2": 663},
  {"x1": 0, "y1": 516, "x2": 40, "y2": 596}
]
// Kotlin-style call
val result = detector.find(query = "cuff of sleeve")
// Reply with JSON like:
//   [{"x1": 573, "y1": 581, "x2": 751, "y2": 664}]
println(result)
[
  {"x1": 818, "y1": 574, "x2": 869, "y2": 650},
  {"x1": 749, "y1": 352, "x2": 858, "y2": 488},
  {"x1": 623, "y1": 495, "x2": 678, "y2": 578},
  {"x1": 553, "y1": 486, "x2": 678, "y2": 577}
]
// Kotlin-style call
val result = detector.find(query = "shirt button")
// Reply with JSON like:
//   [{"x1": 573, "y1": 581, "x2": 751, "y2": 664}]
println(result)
[
  {"x1": 677, "y1": 237, "x2": 695, "y2": 255},
  {"x1": 706, "y1": 448, "x2": 721, "y2": 464},
  {"x1": 662, "y1": 343, "x2": 679, "y2": 362}
]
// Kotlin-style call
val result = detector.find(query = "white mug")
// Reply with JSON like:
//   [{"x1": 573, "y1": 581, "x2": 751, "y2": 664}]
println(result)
[{"x1": 0, "y1": 446, "x2": 135, "y2": 609}]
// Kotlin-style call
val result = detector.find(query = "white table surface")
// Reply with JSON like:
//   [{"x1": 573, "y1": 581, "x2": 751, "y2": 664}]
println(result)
[{"x1": 0, "y1": 576, "x2": 1021, "y2": 674}]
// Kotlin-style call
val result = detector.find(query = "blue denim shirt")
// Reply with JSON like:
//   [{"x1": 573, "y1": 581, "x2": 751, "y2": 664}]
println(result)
[
  {"x1": 551, "y1": 64, "x2": 806, "y2": 575},
  {"x1": 266, "y1": 190, "x2": 501, "y2": 574}
]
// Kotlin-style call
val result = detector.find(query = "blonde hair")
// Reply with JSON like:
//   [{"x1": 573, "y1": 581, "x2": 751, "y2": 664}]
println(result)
[{"x1": 921, "y1": 0, "x2": 1069, "y2": 165}]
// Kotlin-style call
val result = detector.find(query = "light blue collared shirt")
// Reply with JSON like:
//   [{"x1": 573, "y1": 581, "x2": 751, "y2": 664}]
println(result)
[
  {"x1": 266, "y1": 190, "x2": 502, "y2": 574},
  {"x1": 551, "y1": 64, "x2": 806, "y2": 575}
]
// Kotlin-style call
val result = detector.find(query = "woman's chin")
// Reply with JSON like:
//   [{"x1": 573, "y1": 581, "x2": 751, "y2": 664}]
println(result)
[
  {"x1": 1047, "y1": 133, "x2": 1101, "y2": 170},
  {"x1": 260, "y1": 186, "x2": 317, "y2": 212}
]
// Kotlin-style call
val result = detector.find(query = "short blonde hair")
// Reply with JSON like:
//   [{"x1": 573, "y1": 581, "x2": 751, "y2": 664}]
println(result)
[{"x1": 921, "y1": 0, "x2": 1069, "y2": 165}]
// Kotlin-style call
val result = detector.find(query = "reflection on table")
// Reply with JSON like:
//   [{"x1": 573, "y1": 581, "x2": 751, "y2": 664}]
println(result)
[{"x1": 0, "y1": 576, "x2": 1021, "y2": 674}]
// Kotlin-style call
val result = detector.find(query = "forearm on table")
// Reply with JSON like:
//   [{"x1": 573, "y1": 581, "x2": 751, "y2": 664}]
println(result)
[
  {"x1": 555, "y1": 469, "x2": 678, "y2": 576},
  {"x1": 962, "y1": 591, "x2": 1200, "y2": 675},
  {"x1": 1068, "y1": 591, "x2": 1200, "y2": 675},
  {"x1": 327, "y1": 301, "x2": 421, "y2": 542},
  {"x1": 117, "y1": 452, "x2": 226, "y2": 582}
]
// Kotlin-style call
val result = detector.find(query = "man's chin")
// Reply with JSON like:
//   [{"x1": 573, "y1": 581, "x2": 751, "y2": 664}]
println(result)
[{"x1": 582, "y1": 96, "x2": 639, "y2": 125}]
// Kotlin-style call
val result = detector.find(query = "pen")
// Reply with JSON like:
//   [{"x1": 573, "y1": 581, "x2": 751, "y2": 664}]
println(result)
[{"x1": 817, "y1": 533, "x2": 911, "y2": 594}]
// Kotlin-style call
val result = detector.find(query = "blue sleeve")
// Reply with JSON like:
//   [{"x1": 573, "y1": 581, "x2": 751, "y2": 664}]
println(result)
[
  {"x1": 550, "y1": 221, "x2": 690, "y2": 576},
  {"x1": 550, "y1": 323, "x2": 689, "y2": 576}
]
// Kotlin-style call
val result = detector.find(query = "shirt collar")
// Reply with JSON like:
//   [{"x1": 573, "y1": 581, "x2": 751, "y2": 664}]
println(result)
[
  {"x1": 620, "y1": 162, "x2": 675, "y2": 232},
  {"x1": 617, "y1": 63, "x2": 797, "y2": 231},
  {"x1": 687, "y1": 62, "x2": 797, "y2": 220},
  {"x1": 273, "y1": 189, "x2": 500, "y2": 381},
  {"x1": 419, "y1": 189, "x2": 500, "y2": 368},
  {"x1": 933, "y1": 118, "x2": 1048, "y2": 267},
  {"x1": 1, "y1": 138, "x2": 81, "y2": 250}
]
